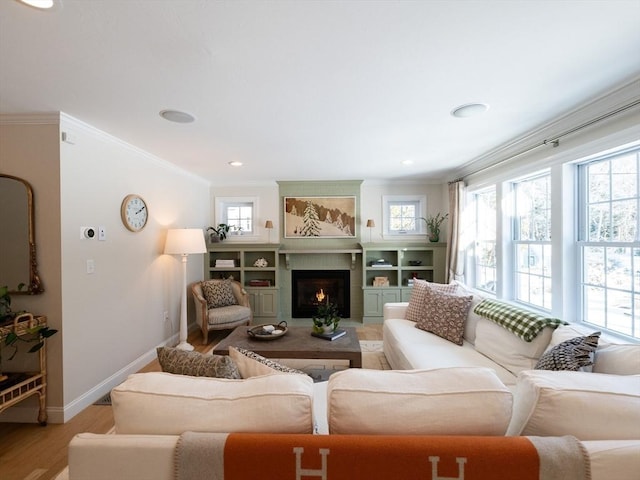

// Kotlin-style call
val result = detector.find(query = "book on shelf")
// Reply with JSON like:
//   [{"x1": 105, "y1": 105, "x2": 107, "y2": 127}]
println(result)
[
  {"x1": 248, "y1": 279, "x2": 271, "y2": 287},
  {"x1": 311, "y1": 328, "x2": 347, "y2": 341},
  {"x1": 215, "y1": 259, "x2": 236, "y2": 267}
]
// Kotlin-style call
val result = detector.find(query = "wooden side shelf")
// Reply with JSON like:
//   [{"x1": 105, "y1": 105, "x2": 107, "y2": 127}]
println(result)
[{"x1": 0, "y1": 314, "x2": 48, "y2": 425}]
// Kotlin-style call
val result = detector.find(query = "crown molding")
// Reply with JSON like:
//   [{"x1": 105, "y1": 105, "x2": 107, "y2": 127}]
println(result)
[
  {"x1": 59, "y1": 112, "x2": 210, "y2": 186},
  {"x1": 455, "y1": 76, "x2": 640, "y2": 179}
]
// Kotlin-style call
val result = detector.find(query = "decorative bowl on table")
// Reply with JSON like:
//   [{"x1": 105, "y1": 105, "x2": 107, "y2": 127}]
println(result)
[{"x1": 247, "y1": 321, "x2": 288, "y2": 340}]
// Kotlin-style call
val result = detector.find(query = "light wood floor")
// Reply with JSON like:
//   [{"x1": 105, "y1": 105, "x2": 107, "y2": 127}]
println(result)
[{"x1": 0, "y1": 324, "x2": 382, "y2": 480}]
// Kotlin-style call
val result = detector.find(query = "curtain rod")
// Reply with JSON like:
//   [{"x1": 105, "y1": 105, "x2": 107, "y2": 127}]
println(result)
[{"x1": 459, "y1": 98, "x2": 640, "y2": 180}]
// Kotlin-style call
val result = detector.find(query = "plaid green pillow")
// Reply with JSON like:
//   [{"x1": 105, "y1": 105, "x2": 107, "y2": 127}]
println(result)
[{"x1": 473, "y1": 299, "x2": 567, "y2": 342}]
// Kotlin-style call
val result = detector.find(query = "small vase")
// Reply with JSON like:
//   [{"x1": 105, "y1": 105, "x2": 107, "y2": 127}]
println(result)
[{"x1": 428, "y1": 234, "x2": 439, "y2": 243}]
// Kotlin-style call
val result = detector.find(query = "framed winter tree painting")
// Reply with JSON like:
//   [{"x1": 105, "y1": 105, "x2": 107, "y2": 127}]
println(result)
[{"x1": 284, "y1": 196, "x2": 356, "y2": 238}]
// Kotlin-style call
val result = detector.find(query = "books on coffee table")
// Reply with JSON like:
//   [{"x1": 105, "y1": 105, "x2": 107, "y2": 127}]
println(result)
[{"x1": 311, "y1": 328, "x2": 347, "y2": 341}]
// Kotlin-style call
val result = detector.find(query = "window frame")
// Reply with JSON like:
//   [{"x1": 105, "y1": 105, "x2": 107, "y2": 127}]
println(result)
[
  {"x1": 577, "y1": 146, "x2": 640, "y2": 339},
  {"x1": 511, "y1": 171, "x2": 553, "y2": 311},
  {"x1": 215, "y1": 196, "x2": 258, "y2": 237},
  {"x1": 382, "y1": 195, "x2": 427, "y2": 238},
  {"x1": 470, "y1": 187, "x2": 497, "y2": 294}
]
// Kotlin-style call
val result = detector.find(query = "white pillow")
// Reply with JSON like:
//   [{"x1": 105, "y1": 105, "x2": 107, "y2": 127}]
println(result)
[
  {"x1": 507, "y1": 370, "x2": 640, "y2": 440},
  {"x1": 547, "y1": 325, "x2": 640, "y2": 374},
  {"x1": 112, "y1": 372, "x2": 314, "y2": 434},
  {"x1": 452, "y1": 281, "x2": 487, "y2": 345},
  {"x1": 593, "y1": 344, "x2": 640, "y2": 375},
  {"x1": 327, "y1": 367, "x2": 512, "y2": 435},
  {"x1": 474, "y1": 318, "x2": 554, "y2": 375}
]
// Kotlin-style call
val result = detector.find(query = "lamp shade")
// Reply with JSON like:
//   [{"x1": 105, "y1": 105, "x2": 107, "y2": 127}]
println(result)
[
  {"x1": 164, "y1": 228, "x2": 207, "y2": 255},
  {"x1": 265, "y1": 220, "x2": 274, "y2": 229},
  {"x1": 366, "y1": 219, "x2": 375, "y2": 228}
]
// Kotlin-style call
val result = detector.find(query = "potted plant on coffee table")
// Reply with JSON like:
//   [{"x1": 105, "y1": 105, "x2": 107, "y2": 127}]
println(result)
[{"x1": 312, "y1": 302, "x2": 341, "y2": 334}]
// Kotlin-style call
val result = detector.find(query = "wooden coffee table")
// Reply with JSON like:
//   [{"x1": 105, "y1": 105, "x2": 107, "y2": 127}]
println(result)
[{"x1": 212, "y1": 325, "x2": 362, "y2": 368}]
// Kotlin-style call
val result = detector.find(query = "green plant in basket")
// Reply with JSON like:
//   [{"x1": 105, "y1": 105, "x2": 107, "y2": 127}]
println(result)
[
  {"x1": 1, "y1": 286, "x2": 58, "y2": 381},
  {"x1": 312, "y1": 302, "x2": 341, "y2": 333}
]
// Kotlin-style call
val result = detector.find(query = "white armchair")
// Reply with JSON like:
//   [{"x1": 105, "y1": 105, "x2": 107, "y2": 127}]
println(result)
[{"x1": 191, "y1": 280, "x2": 252, "y2": 344}]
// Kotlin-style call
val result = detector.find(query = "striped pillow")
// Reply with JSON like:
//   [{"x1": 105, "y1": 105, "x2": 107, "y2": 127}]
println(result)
[{"x1": 535, "y1": 333, "x2": 601, "y2": 371}]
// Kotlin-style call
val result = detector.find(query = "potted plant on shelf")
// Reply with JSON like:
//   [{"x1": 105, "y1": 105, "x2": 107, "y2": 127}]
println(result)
[
  {"x1": 206, "y1": 224, "x2": 230, "y2": 242},
  {"x1": 420, "y1": 213, "x2": 449, "y2": 243},
  {"x1": 312, "y1": 302, "x2": 341, "y2": 334},
  {"x1": 0, "y1": 285, "x2": 58, "y2": 382},
  {"x1": 206, "y1": 224, "x2": 243, "y2": 243}
]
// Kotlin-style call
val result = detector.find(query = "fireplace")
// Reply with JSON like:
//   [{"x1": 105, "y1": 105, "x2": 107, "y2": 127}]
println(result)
[{"x1": 291, "y1": 270, "x2": 350, "y2": 318}]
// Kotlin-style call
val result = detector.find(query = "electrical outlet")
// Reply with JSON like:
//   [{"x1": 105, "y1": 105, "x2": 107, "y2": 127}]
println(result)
[
  {"x1": 163, "y1": 311, "x2": 169, "y2": 323},
  {"x1": 86, "y1": 259, "x2": 95, "y2": 274}
]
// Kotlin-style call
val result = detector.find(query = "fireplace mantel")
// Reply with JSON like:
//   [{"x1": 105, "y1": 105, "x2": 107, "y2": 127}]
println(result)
[{"x1": 279, "y1": 248, "x2": 362, "y2": 269}]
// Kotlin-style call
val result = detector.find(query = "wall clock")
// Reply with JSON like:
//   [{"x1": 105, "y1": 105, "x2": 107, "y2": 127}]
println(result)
[{"x1": 120, "y1": 194, "x2": 148, "y2": 232}]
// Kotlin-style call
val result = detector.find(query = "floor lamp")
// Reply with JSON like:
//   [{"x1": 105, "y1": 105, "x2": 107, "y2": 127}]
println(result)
[{"x1": 164, "y1": 228, "x2": 207, "y2": 351}]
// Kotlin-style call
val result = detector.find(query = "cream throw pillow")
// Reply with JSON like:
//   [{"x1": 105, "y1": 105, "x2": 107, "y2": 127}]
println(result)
[
  {"x1": 112, "y1": 372, "x2": 314, "y2": 434},
  {"x1": 327, "y1": 367, "x2": 512, "y2": 435},
  {"x1": 507, "y1": 370, "x2": 640, "y2": 440}
]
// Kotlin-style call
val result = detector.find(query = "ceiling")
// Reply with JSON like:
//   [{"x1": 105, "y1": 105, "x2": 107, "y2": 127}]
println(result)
[{"x1": 1, "y1": 0, "x2": 639, "y2": 185}]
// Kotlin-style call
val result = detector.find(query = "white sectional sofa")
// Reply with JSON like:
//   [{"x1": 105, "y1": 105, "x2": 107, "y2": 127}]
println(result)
[
  {"x1": 59, "y1": 282, "x2": 640, "y2": 480},
  {"x1": 60, "y1": 369, "x2": 640, "y2": 480},
  {"x1": 383, "y1": 281, "x2": 640, "y2": 388}
]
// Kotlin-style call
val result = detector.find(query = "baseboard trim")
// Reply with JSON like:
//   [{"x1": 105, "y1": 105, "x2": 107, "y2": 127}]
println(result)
[
  {"x1": 59, "y1": 332, "x2": 180, "y2": 423},
  {"x1": 0, "y1": 332, "x2": 181, "y2": 424}
]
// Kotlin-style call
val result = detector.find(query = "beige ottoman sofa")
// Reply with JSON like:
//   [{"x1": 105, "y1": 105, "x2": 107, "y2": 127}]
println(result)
[{"x1": 60, "y1": 368, "x2": 640, "y2": 480}]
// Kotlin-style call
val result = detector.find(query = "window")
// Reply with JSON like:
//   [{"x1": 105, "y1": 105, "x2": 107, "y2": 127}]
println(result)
[
  {"x1": 224, "y1": 202, "x2": 253, "y2": 233},
  {"x1": 513, "y1": 173, "x2": 552, "y2": 310},
  {"x1": 383, "y1": 195, "x2": 426, "y2": 236},
  {"x1": 579, "y1": 147, "x2": 640, "y2": 339},
  {"x1": 471, "y1": 188, "x2": 497, "y2": 293},
  {"x1": 215, "y1": 197, "x2": 257, "y2": 235}
]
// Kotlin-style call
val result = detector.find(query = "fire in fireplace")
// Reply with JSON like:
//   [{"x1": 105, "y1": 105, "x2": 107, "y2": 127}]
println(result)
[{"x1": 291, "y1": 270, "x2": 350, "y2": 318}]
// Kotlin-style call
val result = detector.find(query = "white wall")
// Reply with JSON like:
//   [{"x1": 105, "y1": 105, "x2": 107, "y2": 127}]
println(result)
[
  {"x1": 211, "y1": 184, "x2": 280, "y2": 243},
  {"x1": 58, "y1": 114, "x2": 210, "y2": 420},
  {"x1": 361, "y1": 180, "x2": 448, "y2": 243},
  {"x1": 1, "y1": 113, "x2": 210, "y2": 423}
]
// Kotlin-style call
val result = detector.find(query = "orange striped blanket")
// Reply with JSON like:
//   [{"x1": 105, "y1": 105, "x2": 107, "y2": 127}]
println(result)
[{"x1": 175, "y1": 432, "x2": 590, "y2": 480}]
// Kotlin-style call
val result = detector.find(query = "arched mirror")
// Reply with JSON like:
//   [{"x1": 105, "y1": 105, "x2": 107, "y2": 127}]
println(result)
[{"x1": 0, "y1": 174, "x2": 43, "y2": 294}]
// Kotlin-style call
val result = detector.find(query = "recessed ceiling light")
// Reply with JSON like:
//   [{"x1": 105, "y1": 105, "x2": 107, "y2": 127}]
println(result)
[
  {"x1": 401, "y1": 159, "x2": 414, "y2": 166},
  {"x1": 228, "y1": 161, "x2": 243, "y2": 167},
  {"x1": 159, "y1": 110, "x2": 195, "y2": 123},
  {"x1": 18, "y1": 0, "x2": 55, "y2": 9},
  {"x1": 451, "y1": 103, "x2": 489, "y2": 118}
]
